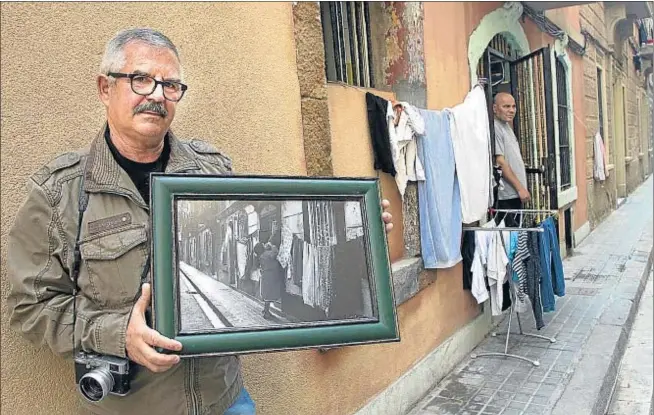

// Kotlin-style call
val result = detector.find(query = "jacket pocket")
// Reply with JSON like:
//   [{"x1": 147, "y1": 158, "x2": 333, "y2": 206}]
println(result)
[{"x1": 80, "y1": 225, "x2": 148, "y2": 308}]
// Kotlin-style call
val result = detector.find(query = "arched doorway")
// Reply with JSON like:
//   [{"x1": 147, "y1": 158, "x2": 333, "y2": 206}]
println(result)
[
  {"x1": 467, "y1": 1, "x2": 530, "y2": 86},
  {"x1": 469, "y1": 5, "x2": 560, "y2": 213}
]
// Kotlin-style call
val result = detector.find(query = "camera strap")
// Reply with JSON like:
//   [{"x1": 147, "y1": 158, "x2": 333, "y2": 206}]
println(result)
[
  {"x1": 71, "y1": 161, "x2": 89, "y2": 356},
  {"x1": 70, "y1": 164, "x2": 154, "y2": 354}
]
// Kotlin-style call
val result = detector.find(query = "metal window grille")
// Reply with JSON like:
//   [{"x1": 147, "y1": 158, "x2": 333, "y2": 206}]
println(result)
[
  {"x1": 597, "y1": 67, "x2": 604, "y2": 140},
  {"x1": 511, "y1": 47, "x2": 558, "y2": 210},
  {"x1": 556, "y1": 59, "x2": 572, "y2": 190},
  {"x1": 476, "y1": 34, "x2": 519, "y2": 80},
  {"x1": 489, "y1": 34, "x2": 519, "y2": 60},
  {"x1": 320, "y1": 2, "x2": 374, "y2": 88}
]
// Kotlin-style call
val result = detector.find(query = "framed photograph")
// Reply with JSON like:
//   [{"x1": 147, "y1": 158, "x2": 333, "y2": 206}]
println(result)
[{"x1": 150, "y1": 173, "x2": 399, "y2": 357}]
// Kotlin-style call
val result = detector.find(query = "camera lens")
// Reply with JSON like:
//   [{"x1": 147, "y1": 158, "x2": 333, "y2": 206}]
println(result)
[{"x1": 79, "y1": 369, "x2": 114, "y2": 402}]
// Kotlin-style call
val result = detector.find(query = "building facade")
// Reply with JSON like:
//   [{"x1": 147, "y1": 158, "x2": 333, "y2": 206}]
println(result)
[
  {"x1": 578, "y1": 2, "x2": 654, "y2": 229},
  {"x1": 1, "y1": 2, "x2": 651, "y2": 414}
]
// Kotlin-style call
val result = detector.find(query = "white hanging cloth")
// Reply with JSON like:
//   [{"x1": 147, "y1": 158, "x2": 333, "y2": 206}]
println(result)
[
  {"x1": 593, "y1": 131, "x2": 609, "y2": 181},
  {"x1": 447, "y1": 85, "x2": 494, "y2": 223},
  {"x1": 386, "y1": 101, "x2": 426, "y2": 199}
]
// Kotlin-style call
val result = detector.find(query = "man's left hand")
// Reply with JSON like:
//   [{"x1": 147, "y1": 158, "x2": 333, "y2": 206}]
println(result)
[{"x1": 381, "y1": 199, "x2": 393, "y2": 233}]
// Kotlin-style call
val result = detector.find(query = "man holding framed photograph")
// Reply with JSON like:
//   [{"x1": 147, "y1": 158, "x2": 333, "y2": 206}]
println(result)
[{"x1": 6, "y1": 27, "x2": 394, "y2": 414}]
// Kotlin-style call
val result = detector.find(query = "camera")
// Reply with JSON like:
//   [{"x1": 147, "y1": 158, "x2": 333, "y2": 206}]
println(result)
[{"x1": 74, "y1": 351, "x2": 131, "y2": 402}]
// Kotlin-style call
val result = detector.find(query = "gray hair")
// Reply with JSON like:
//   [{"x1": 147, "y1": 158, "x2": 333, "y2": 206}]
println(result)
[{"x1": 100, "y1": 28, "x2": 182, "y2": 77}]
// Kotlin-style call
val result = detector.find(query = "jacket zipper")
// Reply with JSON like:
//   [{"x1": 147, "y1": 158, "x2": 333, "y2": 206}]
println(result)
[{"x1": 189, "y1": 358, "x2": 201, "y2": 414}]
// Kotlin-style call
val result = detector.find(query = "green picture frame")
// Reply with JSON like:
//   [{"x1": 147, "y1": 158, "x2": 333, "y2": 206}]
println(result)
[{"x1": 150, "y1": 173, "x2": 399, "y2": 357}]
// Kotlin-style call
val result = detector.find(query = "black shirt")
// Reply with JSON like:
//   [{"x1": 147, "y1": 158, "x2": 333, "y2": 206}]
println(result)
[
  {"x1": 105, "y1": 128, "x2": 170, "y2": 206},
  {"x1": 365, "y1": 92, "x2": 397, "y2": 176}
]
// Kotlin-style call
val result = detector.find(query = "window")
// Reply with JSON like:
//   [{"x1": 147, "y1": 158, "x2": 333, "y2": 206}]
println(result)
[
  {"x1": 320, "y1": 2, "x2": 374, "y2": 88},
  {"x1": 637, "y1": 96, "x2": 642, "y2": 154},
  {"x1": 597, "y1": 67, "x2": 604, "y2": 140},
  {"x1": 623, "y1": 86, "x2": 628, "y2": 158},
  {"x1": 556, "y1": 58, "x2": 572, "y2": 190}
]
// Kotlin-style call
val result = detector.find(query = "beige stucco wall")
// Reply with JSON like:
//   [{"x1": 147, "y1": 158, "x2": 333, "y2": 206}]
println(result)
[{"x1": 1, "y1": 3, "x2": 306, "y2": 413}]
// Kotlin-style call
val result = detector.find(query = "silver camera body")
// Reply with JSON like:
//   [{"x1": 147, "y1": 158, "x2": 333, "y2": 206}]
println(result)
[{"x1": 74, "y1": 351, "x2": 131, "y2": 402}]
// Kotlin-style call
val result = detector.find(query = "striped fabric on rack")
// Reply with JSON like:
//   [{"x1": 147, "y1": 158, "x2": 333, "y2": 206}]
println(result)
[{"x1": 512, "y1": 231, "x2": 530, "y2": 302}]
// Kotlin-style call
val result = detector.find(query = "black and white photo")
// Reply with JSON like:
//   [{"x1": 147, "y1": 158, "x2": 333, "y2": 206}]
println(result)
[{"x1": 176, "y1": 198, "x2": 377, "y2": 333}]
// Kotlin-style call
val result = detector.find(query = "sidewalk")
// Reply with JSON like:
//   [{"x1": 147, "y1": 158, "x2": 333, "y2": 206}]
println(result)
[
  {"x1": 607, "y1": 269, "x2": 653, "y2": 415},
  {"x1": 406, "y1": 176, "x2": 653, "y2": 415}
]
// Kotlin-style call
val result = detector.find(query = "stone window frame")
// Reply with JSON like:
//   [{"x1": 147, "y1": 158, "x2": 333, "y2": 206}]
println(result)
[
  {"x1": 596, "y1": 63, "x2": 612, "y2": 165},
  {"x1": 552, "y1": 39, "x2": 578, "y2": 209}
]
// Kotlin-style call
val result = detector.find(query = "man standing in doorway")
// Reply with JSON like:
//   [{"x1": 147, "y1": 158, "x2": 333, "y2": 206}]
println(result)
[{"x1": 493, "y1": 92, "x2": 530, "y2": 226}]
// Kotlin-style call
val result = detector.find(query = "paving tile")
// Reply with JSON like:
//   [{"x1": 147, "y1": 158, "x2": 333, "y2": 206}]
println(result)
[
  {"x1": 483, "y1": 381, "x2": 506, "y2": 390},
  {"x1": 534, "y1": 384, "x2": 557, "y2": 397},
  {"x1": 526, "y1": 374, "x2": 546, "y2": 384},
  {"x1": 471, "y1": 394, "x2": 492, "y2": 405},
  {"x1": 505, "y1": 401, "x2": 528, "y2": 410},
  {"x1": 494, "y1": 391, "x2": 515, "y2": 401},
  {"x1": 506, "y1": 372, "x2": 530, "y2": 384},
  {"x1": 481, "y1": 405, "x2": 503, "y2": 414},
  {"x1": 424, "y1": 397, "x2": 464, "y2": 414},
  {"x1": 458, "y1": 373, "x2": 488, "y2": 387},
  {"x1": 488, "y1": 397, "x2": 508, "y2": 408},
  {"x1": 512, "y1": 393, "x2": 533, "y2": 403},
  {"x1": 426, "y1": 396, "x2": 460, "y2": 407},
  {"x1": 529, "y1": 395, "x2": 550, "y2": 406},
  {"x1": 463, "y1": 402, "x2": 487, "y2": 412},
  {"x1": 524, "y1": 404, "x2": 547, "y2": 414},
  {"x1": 479, "y1": 387, "x2": 498, "y2": 396},
  {"x1": 521, "y1": 382, "x2": 540, "y2": 391}
]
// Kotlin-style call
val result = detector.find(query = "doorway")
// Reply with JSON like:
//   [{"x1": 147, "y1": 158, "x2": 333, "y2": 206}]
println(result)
[
  {"x1": 478, "y1": 34, "x2": 558, "y2": 212},
  {"x1": 564, "y1": 208, "x2": 573, "y2": 255}
]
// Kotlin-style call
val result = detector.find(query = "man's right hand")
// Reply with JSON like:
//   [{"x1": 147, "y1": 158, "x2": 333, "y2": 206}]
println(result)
[
  {"x1": 518, "y1": 188, "x2": 531, "y2": 203},
  {"x1": 126, "y1": 283, "x2": 182, "y2": 373}
]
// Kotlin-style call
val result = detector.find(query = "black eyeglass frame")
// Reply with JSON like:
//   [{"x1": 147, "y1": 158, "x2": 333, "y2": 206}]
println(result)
[{"x1": 107, "y1": 72, "x2": 188, "y2": 102}]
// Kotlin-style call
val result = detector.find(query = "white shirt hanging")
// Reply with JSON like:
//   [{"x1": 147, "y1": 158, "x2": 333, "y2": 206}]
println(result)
[
  {"x1": 386, "y1": 101, "x2": 426, "y2": 199},
  {"x1": 593, "y1": 131, "x2": 609, "y2": 181},
  {"x1": 470, "y1": 220, "x2": 510, "y2": 316},
  {"x1": 487, "y1": 222, "x2": 510, "y2": 316},
  {"x1": 447, "y1": 85, "x2": 494, "y2": 223}
]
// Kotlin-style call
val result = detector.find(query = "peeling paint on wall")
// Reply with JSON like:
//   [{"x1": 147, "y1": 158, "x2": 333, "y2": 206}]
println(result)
[{"x1": 383, "y1": 2, "x2": 426, "y2": 87}]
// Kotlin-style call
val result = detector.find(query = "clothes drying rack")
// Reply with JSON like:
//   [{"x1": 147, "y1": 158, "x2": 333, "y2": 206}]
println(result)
[{"x1": 463, "y1": 208, "x2": 558, "y2": 366}]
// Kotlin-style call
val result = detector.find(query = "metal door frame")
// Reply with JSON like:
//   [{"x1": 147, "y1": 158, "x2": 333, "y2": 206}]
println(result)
[{"x1": 509, "y1": 46, "x2": 558, "y2": 210}]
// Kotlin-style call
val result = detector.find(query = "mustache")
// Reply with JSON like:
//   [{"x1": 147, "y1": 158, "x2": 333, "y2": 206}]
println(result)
[{"x1": 133, "y1": 102, "x2": 168, "y2": 117}]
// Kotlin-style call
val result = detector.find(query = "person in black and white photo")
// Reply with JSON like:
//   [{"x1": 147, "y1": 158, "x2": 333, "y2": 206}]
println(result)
[{"x1": 253, "y1": 241, "x2": 285, "y2": 320}]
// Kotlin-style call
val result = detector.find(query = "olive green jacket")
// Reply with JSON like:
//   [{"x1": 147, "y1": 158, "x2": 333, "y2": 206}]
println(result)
[{"x1": 7, "y1": 125, "x2": 243, "y2": 414}]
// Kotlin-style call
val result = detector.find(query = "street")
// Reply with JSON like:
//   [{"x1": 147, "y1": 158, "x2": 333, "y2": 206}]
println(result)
[
  {"x1": 607, "y1": 269, "x2": 653, "y2": 415},
  {"x1": 179, "y1": 262, "x2": 290, "y2": 331},
  {"x1": 179, "y1": 271, "x2": 227, "y2": 332},
  {"x1": 406, "y1": 176, "x2": 653, "y2": 415}
]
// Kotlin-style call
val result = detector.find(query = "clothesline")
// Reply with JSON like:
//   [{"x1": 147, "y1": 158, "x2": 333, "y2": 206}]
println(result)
[
  {"x1": 367, "y1": 82, "x2": 495, "y2": 269},
  {"x1": 490, "y1": 208, "x2": 558, "y2": 214},
  {"x1": 465, "y1": 226, "x2": 544, "y2": 232}
]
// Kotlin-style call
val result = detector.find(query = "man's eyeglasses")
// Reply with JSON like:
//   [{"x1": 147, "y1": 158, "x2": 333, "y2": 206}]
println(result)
[{"x1": 107, "y1": 72, "x2": 188, "y2": 102}]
